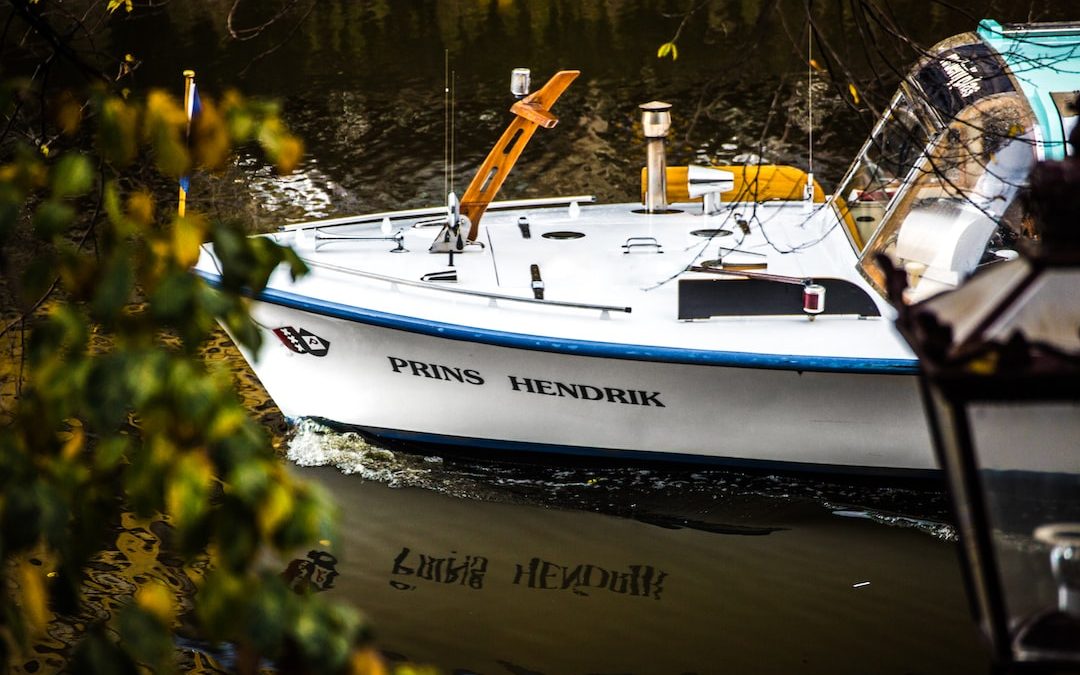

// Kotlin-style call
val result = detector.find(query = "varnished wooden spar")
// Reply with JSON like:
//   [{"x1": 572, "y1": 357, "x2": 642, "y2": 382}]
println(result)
[{"x1": 461, "y1": 70, "x2": 580, "y2": 241}]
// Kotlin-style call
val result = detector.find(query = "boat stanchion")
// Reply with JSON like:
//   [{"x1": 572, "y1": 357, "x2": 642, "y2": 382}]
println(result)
[
  {"x1": 530, "y1": 264, "x2": 545, "y2": 300},
  {"x1": 803, "y1": 282, "x2": 826, "y2": 320}
]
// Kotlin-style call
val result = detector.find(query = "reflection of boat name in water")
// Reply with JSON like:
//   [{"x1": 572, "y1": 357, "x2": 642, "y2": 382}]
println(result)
[
  {"x1": 388, "y1": 547, "x2": 667, "y2": 599},
  {"x1": 387, "y1": 355, "x2": 665, "y2": 407},
  {"x1": 513, "y1": 557, "x2": 667, "y2": 600},
  {"x1": 390, "y1": 547, "x2": 489, "y2": 591}
]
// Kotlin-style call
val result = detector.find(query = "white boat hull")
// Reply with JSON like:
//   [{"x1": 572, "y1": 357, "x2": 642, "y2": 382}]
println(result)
[
  {"x1": 238, "y1": 297, "x2": 935, "y2": 474},
  {"x1": 192, "y1": 21, "x2": 1080, "y2": 475}
]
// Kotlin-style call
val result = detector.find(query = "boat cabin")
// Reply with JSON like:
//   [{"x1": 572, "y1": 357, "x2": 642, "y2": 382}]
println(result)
[{"x1": 833, "y1": 20, "x2": 1080, "y2": 303}]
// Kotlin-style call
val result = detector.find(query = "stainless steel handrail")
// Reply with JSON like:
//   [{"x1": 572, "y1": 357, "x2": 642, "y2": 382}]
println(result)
[
  {"x1": 997, "y1": 21, "x2": 1080, "y2": 35},
  {"x1": 301, "y1": 258, "x2": 632, "y2": 315},
  {"x1": 279, "y1": 195, "x2": 597, "y2": 232}
]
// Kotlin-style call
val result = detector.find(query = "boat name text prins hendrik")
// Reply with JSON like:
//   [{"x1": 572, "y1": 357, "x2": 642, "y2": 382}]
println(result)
[{"x1": 387, "y1": 356, "x2": 666, "y2": 408}]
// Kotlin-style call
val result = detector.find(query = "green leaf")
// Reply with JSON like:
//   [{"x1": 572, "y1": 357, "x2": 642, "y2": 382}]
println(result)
[
  {"x1": 214, "y1": 500, "x2": 258, "y2": 572},
  {"x1": 103, "y1": 181, "x2": 135, "y2": 238},
  {"x1": 281, "y1": 245, "x2": 309, "y2": 281},
  {"x1": 247, "y1": 578, "x2": 288, "y2": 654},
  {"x1": 291, "y1": 600, "x2": 361, "y2": 669},
  {"x1": 0, "y1": 190, "x2": 20, "y2": 244},
  {"x1": 0, "y1": 483, "x2": 43, "y2": 551},
  {"x1": 149, "y1": 270, "x2": 195, "y2": 322},
  {"x1": 51, "y1": 154, "x2": 94, "y2": 198},
  {"x1": 96, "y1": 97, "x2": 138, "y2": 168},
  {"x1": 166, "y1": 452, "x2": 213, "y2": 528},
  {"x1": 31, "y1": 200, "x2": 75, "y2": 238},
  {"x1": 71, "y1": 626, "x2": 140, "y2": 675},
  {"x1": 94, "y1": 436, "x2": 131, "y2": 472},
  {"x1": 18, "y1": 253, "x2": 58, "y2": 308},
  {"x1": 224, "y1": 310, "x2": 262, "y2": 355},
  {"x1": 196, "y1": 570, "x2": 249, "y2": 637},
  {"x1": 91, "y1": 254, "x2": 134, "y2": 319},
  {"x1": 228, "y1": 459, "x2": 270, "y2": 502},
  {"x1": 85, "y1": 354, "x2": 134, "y2": 430},
  {"x1": 274, "y1": 483, "x2": 337, "y2": 551}
]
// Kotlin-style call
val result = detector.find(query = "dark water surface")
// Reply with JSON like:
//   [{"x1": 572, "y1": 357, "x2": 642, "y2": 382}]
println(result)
[
  {"x1": 104, "y1": 1, "x2": 1075, "y2": 673},
  {"x1": 283, "y1": 420, "x2": 973, "y2": 675}
]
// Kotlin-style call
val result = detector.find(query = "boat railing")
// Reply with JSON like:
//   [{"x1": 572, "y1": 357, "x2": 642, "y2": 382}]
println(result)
[
  {"x1": 300, "y1": 257, "x2": 632, "y2": 317},
  {"x1": 278, "y1": 195, "x2": 597, "y2": 232},
  {"x1": 995, "y1": 21, "x2": 1080, "y2": 35}
]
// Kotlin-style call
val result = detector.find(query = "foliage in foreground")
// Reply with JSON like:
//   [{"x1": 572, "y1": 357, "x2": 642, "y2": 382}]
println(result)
[{"x1": 0, "y1": 53, "x2": 386, "y2": 675}]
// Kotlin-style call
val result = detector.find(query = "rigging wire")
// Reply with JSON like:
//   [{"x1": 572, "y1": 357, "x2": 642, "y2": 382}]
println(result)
[
  {"x1": 443, "y1": 49, "x2": 449, "y2": 200},
  {"x1": 451, "y1": 69, "x2": 456, "y2": 195},
  {"x1": 808, "y1": 18, "x2": 814, "y2": 180}
]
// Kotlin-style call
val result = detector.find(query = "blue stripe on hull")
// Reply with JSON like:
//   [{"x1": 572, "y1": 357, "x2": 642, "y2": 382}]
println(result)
[
  {"x1": 323, "y1": 421, "x2": 939, "y2": 479},
  {"x1": 196, "y1": 269, "x2": 918, "y2": 375}
]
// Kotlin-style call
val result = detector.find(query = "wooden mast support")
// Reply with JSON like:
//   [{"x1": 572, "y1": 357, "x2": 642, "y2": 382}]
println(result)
[{"x1": 461, "y1": 70, "x2": 580, "y2": 241}]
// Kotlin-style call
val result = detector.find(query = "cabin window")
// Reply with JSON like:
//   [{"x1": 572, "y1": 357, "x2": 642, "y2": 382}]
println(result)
[
  {"x1": 832, "y1": 92, "x2": 931, "y2": 250},
  {"x1": 858, "y1": 93, "x2": 1038, "y2": 302}
]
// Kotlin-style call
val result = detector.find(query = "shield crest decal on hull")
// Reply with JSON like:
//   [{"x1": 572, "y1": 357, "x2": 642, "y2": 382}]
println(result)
[{"x1": 273, "y1": 326, "x2": 330, "y2": 357}]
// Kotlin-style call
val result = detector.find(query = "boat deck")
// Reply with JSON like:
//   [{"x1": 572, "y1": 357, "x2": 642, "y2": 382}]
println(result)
[{"x1": 198, "y1": 199, "x2": 916, "y2": 369}]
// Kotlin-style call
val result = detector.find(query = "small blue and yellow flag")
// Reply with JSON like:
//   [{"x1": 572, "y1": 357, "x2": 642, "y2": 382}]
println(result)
[{"x1": 178, "y1": 69, "x2": 201, "y2": 217}]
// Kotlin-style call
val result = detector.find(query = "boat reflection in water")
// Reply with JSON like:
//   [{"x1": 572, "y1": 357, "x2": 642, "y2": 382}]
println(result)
[{"x1": 284, "y1": 425, "x2": 986, "y2": 674}]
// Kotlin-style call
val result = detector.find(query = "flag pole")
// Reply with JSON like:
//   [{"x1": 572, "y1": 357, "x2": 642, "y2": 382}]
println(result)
[{"x1": 179, "y1": 69, "x2": 195, "y2": 218}]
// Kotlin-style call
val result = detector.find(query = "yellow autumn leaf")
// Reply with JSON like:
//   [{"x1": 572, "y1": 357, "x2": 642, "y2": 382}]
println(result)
[
  {"x1": 848, "y1": 83, "x2": 860, "y2": 104},
  {"x1": 809, "y1": 58, "x2": 825, "y2": 72},
  {"x1": 166, "y1": 450, "x2": 214, "y2": 527},
  {"x1": 61, "y1": 424, "x2": 85, "y2": 460},
  {"x1": 98, "y1": 96, "x2": 139, "y2": 167},
  {"x1": 258, "y1": 481, "x2": 295, "y2": 537},
  {"x1": 273, "y1": 135, "x2": 304, "y2": 174},
  {"x1": 172, "y1": 214, "x2": 208, "y2": 268},
  {"x1": 54, "y1": 91, "x2": 83, "y2": 137},
  {"x1": 127, "y1": 190, "x2": 155, "y2": 227},
  {"x1": 144, "y1": 90, "x2": 190, "y2": 178},
  {"x1": 136, "y1": 581, "x2": 177, "y2": 625},
  {"x1": 18, "y1": 561, "x2": 49, "y2": 636},
  {"x1": 348, "y1": 647, "x2": 390, "y2": 675},
  {"x1": 191, "y1": 99, "x2": 230, "y2": 171},
  {"x1": 657, "y1": 42, "x2": 678, "y2": 60},
  {"x1": 207, "y1": 405, "x2": 246, "y2": 441}
]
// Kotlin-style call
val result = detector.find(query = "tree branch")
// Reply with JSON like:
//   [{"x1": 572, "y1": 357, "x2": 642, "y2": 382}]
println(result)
[{"x1": 5, "y1": 0, "x2": 111, "y2": 86}]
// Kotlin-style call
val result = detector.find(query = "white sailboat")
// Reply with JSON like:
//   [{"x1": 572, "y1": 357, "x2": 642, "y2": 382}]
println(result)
[{"x1": 195, "y1": 19, "x2": 1080, "y2": 475}]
